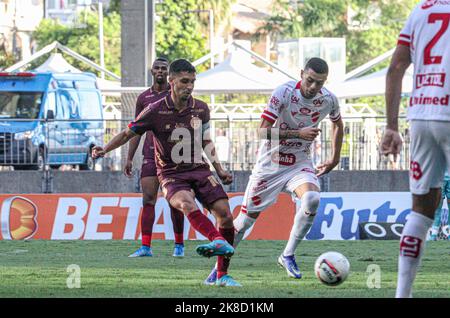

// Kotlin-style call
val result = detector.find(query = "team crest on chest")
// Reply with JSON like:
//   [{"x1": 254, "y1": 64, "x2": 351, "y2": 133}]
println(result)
[
  {"x1": 190, "y1": 116, "x2": 202, "y2": 129},
  {"x1": 313, "y1": 98, "x2": 324, "y2": 106}
]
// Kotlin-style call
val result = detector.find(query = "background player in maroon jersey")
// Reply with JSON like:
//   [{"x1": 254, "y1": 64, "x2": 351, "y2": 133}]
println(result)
[
  {"x1": 92, "y1": 59, "x2": 241, "y2": 287},
  {"x1": 125, "y1": 57, "x2": 185, "y2": 258}
]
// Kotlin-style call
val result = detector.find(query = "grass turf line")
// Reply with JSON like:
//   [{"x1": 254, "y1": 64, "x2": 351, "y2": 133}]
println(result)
[{"x1": 0, "y1": 240, "x2": 449, "y2": 298}]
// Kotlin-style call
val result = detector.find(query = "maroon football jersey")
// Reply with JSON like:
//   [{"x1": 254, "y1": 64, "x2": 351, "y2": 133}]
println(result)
[
  {"x1": 134, "y1": 86, "x2": 170, "y2": 159},
  {"x1": 128, "y1": 94, "x2": 210, "y2": 176}
]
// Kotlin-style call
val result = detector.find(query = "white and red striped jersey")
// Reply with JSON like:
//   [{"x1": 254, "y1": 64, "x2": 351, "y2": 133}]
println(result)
[
  {"x1": 254, "y1": 80, "x2": 340, "y2": 173},
  {"x1": 398, "y1": 0, "x2": 450, "y2": 121}
]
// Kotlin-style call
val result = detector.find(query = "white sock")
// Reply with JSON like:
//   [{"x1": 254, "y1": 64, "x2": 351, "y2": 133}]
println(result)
[
  {"x1": 396, "y1": 211, "x2": 433, "y2": 298},
  {"x1": 283, "y1": 191, "x2": 320, "y2": 257},
  {"x1": 233, "y1": 212, "x2": 257, "y2": 248}
]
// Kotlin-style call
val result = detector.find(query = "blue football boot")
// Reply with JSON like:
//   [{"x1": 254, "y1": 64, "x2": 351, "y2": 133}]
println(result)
[
  {"x1": 173, "y1": 243, "x2": 185, "y2": 257},
  {"x1": 278, "y1": 254, "x2": 302, "y2": 279},
  {"x1": 196, "y1": 239, "x2": 234, "y2": 258},
  {"x1": 128, "y1": 246, "x2": 153, "y2": 258}
]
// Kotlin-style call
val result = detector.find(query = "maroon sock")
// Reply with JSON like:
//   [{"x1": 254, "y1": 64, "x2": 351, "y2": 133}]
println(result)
[
  {"x1": 217, "y1": 227, "x2": 235, "y2": 279},
  {"x1": 141, "y1": 203, "x2": 155, "y2": 247},
  {"x1": 187, "y1": 210, "x2": 223, "y2": 242},
  {"x1": 171, "y1": 206, "x2": 185, "y2": 244}
]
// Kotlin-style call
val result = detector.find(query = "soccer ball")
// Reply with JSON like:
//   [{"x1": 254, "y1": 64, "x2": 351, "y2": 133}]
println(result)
[{"x1": 314, "y1": 251, "x2": 350, "y2": 286}]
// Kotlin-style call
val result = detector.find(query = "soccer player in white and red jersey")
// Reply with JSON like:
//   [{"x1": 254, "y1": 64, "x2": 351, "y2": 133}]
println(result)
[
  {"x1": 125, "y1": 57, "x2": 185, "y2": 258},
  {"x1": 204, "y1": 57, "x2": 344, "y2": 284},
  {"x1": 381, "y1": 0, "x2": 450, "y2": 298}
]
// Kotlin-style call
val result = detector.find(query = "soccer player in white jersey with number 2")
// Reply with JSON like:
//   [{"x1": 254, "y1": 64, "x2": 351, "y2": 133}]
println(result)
[
  {"x1": 381, "y1": 0, "x2": 450, "y2": 298},
  {"x1": 204, "y1": 58, "x2": 344, "y2": 284}
]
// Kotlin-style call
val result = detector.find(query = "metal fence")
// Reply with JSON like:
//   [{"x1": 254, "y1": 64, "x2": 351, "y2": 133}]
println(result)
[{"x1": 0, "y1": 116, "x2": 411, "y2": 172}]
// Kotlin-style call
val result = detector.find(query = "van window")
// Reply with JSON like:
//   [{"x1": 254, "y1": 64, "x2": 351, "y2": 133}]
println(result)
[
  {"x1": 58, "y1": 90, "x2": 80, "y2": 119},
  {"x1": 0, "y1": 92, "x2": 43, "y2": 119},
  {"x1": 57, "y1": 81, "x2": 74, "y2": 88},
  {"x1": 78, "y1": 91, "x2": 102, "y2": 119},
  {"x1": 76, "y1": 81, "x2": 96, "y2": 89},
  {"x1": 46, "y1": 92, "x2": 56, "y2": 115}
]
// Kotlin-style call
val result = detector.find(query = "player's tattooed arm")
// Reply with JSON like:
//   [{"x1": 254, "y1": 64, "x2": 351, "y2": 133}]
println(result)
[
  {"x1": 92, "y1": 128, "x2": 138, "y2": 159},
  {"x1": 259, "y1": 118, "x2": 321, "y2": 141}
]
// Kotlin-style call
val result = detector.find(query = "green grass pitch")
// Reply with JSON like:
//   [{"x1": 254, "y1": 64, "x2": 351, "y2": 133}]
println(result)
[{"x1": 0, "y1": 240, "x2": 449, "y2": 298}]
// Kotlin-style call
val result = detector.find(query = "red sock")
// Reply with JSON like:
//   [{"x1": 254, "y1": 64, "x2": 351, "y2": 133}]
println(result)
[
  {"x1": 171, "y1": 206, "x2": 185, "y2": 244},
  {"x1": 142, "y1": 234, "x2": 151, "y2": 247},
  {"x1": 217, "y1": 227, "x2": 235, "y2": 279},
  {"x1": 141, "y1": 203, "x2": 155, "y2": 247},
  {"x1": 186, "y1": 210, "x2": 223, "y2": 242}
]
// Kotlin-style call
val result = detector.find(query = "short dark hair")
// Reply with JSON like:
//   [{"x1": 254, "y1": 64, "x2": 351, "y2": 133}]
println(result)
[
  {"x1": 169, "y1": 59, "x2": 196, "y2": 75},
  {"x1": 153, "y1": 57, "x2": 169, "y2": 64},
  {"x1": 304, "y1": 57, "x2": 329, "y2": 74}
]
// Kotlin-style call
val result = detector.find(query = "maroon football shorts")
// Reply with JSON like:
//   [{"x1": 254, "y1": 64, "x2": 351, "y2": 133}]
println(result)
[{"x1": 159, "y1": 168, "x2": 228, "y2": 208}]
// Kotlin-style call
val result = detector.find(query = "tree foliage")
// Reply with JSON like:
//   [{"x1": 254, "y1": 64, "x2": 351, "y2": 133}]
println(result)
[
  {"x1": 155, "y1": 0, "x2": 208, "y2": 69},
  {"x1": 32, "y1": 10, "x2": 121, "y2": 77},
  {"x1": 258, "y1": 0, "x2": 417, "y2": 71}
]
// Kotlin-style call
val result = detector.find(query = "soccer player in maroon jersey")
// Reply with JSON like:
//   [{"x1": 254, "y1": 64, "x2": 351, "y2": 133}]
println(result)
[
  {"x1": 125, "y1": 57, "x2": 185, "y2": 258},
  {"x1": 92, "y1": 59, "x2": 241, "y2": 287}
]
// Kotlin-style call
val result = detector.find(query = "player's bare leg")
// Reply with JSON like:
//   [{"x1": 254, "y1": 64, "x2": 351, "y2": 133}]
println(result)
[
  {"x1": 396, "y1": 189, "x2": 441, "y2": 298},
  {"x1": 208, "y1": 198, "x2": 241, "y2": 287},
  {"x1": 169, "y1": 190, "x2": 234, "y2": 258}
]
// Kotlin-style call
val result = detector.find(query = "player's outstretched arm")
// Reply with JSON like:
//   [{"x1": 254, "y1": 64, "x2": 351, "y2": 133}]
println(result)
[
  {"x1": 92, "y1": 128, "x2": 138, "y2": 159},
  {"x1": 316, "y1": 117, "x2": 344, "y2": 177},
  {"x1": 381, "y1": 44, "x2": 410, "y2": 160}
]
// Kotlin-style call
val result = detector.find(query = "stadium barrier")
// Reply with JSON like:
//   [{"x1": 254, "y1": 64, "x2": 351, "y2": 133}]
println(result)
[
  {"x1": 0, "y1": 192, "x2": 416, "y2": 241},
  {"x1": 0, "y1": 116, "x2": 411, "y2": 173}
]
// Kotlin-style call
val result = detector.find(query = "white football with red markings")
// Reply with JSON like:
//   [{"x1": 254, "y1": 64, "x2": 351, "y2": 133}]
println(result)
[{"x1": 314, "y1": 251, "x2": 350, "y2": 286}]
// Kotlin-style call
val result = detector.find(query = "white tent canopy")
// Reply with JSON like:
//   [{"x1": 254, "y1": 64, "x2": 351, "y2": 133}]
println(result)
[
  {"x1": 5, "y1": 41, "x2": 121, "y2": 90},
  {"x1": 327, "y1": 65, "x2": 414, "y2": 99},
  {"x1": 33, "y1": 53, "x2": 121, "y2": 90},
  {"x1": 326, "y1": 46, "x2": 414, "y2": 99},
  {"x1": 35, "y1": 53, "x2": 82, "y2": 73},
  {"x1": 194, "y1": 47, "x2": 296, "y2": 95}
]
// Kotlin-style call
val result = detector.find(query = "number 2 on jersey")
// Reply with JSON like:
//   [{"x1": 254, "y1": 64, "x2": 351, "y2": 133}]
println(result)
[{"x1": 424, "y1": 13, "x2": 450, "y2": 65}]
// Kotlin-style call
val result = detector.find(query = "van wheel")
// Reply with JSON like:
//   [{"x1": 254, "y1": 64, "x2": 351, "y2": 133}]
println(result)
[{"x1": 79, "y1": 149, "x2": 95, "y2": 170}]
